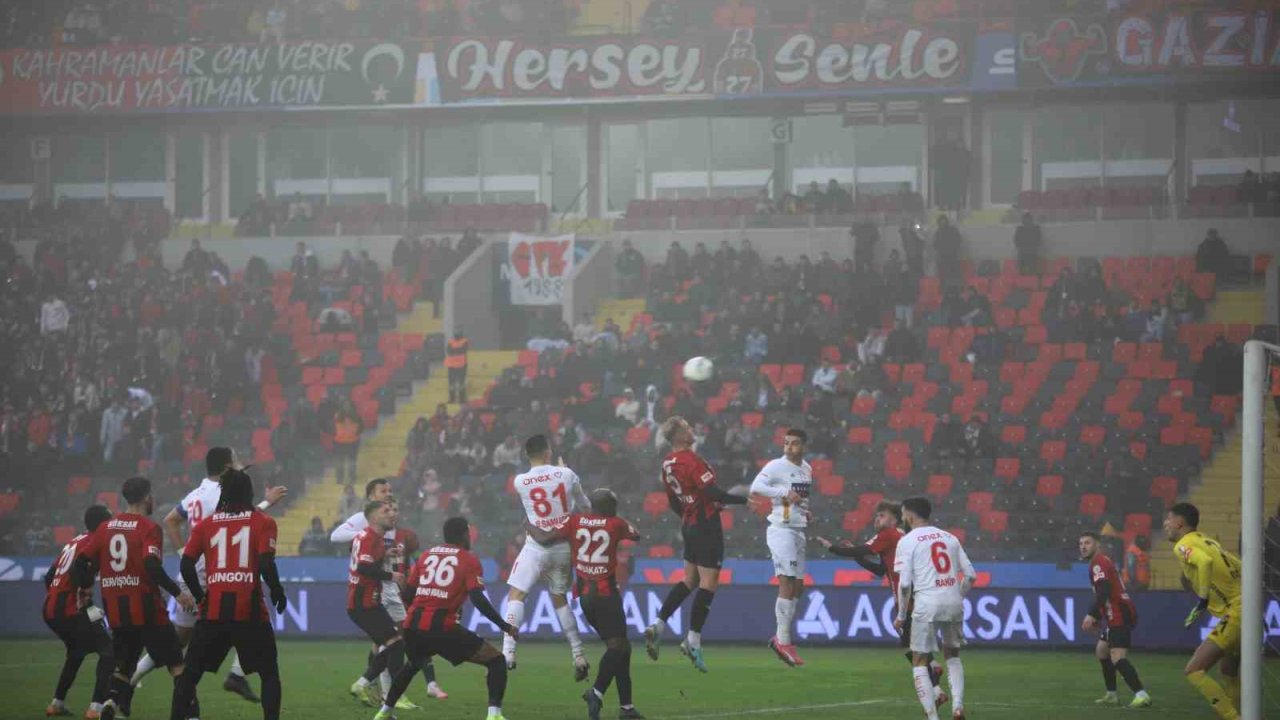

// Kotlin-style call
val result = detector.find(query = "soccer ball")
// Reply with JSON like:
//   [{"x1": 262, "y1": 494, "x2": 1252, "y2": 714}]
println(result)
[{"x1": 683, "y1": 356, "x2": 715, "y2": 382}]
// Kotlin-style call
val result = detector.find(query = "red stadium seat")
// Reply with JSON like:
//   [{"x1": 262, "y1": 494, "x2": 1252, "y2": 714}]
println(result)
[
  {"x1": 625, "y1": 425, "x2": 652, "y2": 449},
  {"x1": 843, "y1": 510, "x2": 872, "y2": 534},
  {"x1": 1124, "y1": 513, "x2": 1153, "y2": 538},
  {"x1": 643, "y1": 492, "x2": 668, "y2": 517},
  {"x1": 847, "y1": 427, "x2": 873, "y2": 445},
  {"x1": 980, "y1": 511, "x2": 1008, "y2": 534},
  {"x1": 817, "y1": 475, "x2": 845, "y2": 497},
  {"x1": 1079, "y1": 425, "x2": 1105, "y2": 446},
  {"x1": 648, "y1": 545, "x2": 675, "y2": 558},
  {"x1": 885, "y1": 457, "x2": 913, "y2": 481},
  {"x1": 966, "y1": 492, "x2": 995, "y2": 514},
  {"x1": 927, "y1": 475, "x2": 953, "y2": 500},
  {"x1": 994, "y1": 458, "x2": 1021, "y2": 481},
  {"x1": 741, "y1": 412, "x2": 764, "y2": 429},
  {"x1": 1036, "y1": 475, "x2": 1063, "y2": 498},
  {"x1": 1000, "y1": 425, "x2": 1027, "y2": 446},
  {"x1": 1039, "y1": 440, "x2": 1066, "y2": 465},
  {"x1": 1149, "y1": 476, "x2": 1178, "y2": 507},
  {"x1": 1078, "y1": 494, "x2": 1107, "y2": 520}
]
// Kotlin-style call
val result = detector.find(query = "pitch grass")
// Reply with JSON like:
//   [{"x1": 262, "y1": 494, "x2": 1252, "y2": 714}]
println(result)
[{"x1": 7, "y1": 639, "x2": 1279, "y2": 719}]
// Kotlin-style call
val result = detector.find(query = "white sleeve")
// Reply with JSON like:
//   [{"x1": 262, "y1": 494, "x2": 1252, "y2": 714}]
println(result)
[
  {"x1": 956, "y1": 543, "x2": 977, "y2": 593},
  {"x1": 894, "y1": 537, "x2": 914, "y2": 590},
  {"x1": 329, "y1": 512, "x2": 364, "y2": 544},
  {"x1": 749, "y1": 463, "x2": 788, "y2": 498},
  {"x1": 571, "y1": 472, "x2": 591, "y2": 510}
]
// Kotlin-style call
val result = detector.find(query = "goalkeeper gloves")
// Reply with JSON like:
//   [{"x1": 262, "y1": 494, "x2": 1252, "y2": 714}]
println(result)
[{"x1": 1183, "y1": 598, "x2": 1209, "y2": 628}]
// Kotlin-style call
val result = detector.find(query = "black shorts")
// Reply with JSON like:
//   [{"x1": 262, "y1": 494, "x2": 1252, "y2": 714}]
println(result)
[
  {"x1": 45, "y1": 613, "x2": 112, "y2": 657},
  {"x1": 348, "y1": 607, "x2": 401, "y2": 645},
  {"x1": 404, "y1": 628, "x2": 485, "y2": 667},
  {"x1": 112, "y1": 623, "x2": 184, "y2": 673},
  {"x1": 186, "y1": 621, "x2": 278, "y2": 676},
  {"x1": 581, "y1": 592, "x2": 627, "y2": 642},
  {"x1": 1100, "y1": 626, "x2": 1133, "y2": 649},
  {"x1": 681, "y1": 519, "x2": 724, "y2": 569}
]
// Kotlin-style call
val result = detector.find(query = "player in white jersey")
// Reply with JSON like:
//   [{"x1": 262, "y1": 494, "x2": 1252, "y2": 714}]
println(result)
[
  {"x1": 503, "y1": 433, "x2": 591, "y2": 679},
  {"x1": 131, "y1": 447, "x2": 285, "y2": 705},
  {"x1": 330, "y1": 478, "x2": 446, "y2": 708},
  {"x1": 893, "y1": 497, "x2": 975, "y2": 720},
  {"x1": 748, "y1": 428, "x2": 811, "y2": 667}
]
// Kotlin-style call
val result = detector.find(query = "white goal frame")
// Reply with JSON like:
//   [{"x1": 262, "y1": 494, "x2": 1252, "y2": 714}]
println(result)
[{"x1": 1242, "y1": 340, "x2": 1278, "y2": 720}]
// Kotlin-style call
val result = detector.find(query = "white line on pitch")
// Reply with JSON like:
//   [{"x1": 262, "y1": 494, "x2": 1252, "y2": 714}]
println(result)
[{"x1": 655, "y1": 698, "x2": 892, "y2": 718}]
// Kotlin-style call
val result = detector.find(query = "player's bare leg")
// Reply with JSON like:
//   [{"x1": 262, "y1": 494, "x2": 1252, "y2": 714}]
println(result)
[
  {"x1": 1184, "y1": 639, "x2": 1238, "y2": 719},
  {"x1": 550, "y1": 592, "x2": 589, "y2": 680},
  {"x1": 1108, "y1": 646, "x2": 1151, "y2": 707},
  {"x1": 501, "y1": 588, "x2": 527, "y2": 670},
  {"x1": 646, "y1": 563, "x2": 697, "y2": 660},
  {"x1": 769, "y1": 574, "x2": 804, "y2": 666}
]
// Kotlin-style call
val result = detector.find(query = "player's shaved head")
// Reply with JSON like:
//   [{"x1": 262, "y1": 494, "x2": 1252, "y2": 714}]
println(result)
[
  {"x1": 591, "y1": 489, "x2": 619, "y2": 517},
  {"x1": 525, "y1": 434, "x2": 550, "y2": 460},
  {"x1": 443, "y1": 516, "x2": 470, "y2": 547},
  {"x1": 206, "y1": 446, "x2": 234, "y2": 476},
  {"x1": 364, "y1": 478, "x2": 391, "y2": 501},
  {"x1": 1169, "y1": 502, "x2": 1199, "y2": 529},
  {"x1": 122, "y1": 476, "x2": 152, "y2": 505},
  {"x1": 84, "y1": 505, "x2": 112, "y2": 532}
]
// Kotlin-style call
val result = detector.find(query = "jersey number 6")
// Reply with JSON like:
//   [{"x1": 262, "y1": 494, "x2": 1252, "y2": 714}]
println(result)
[{"x1": 930, "y1": 541, "x2": 952, "y2": 574}]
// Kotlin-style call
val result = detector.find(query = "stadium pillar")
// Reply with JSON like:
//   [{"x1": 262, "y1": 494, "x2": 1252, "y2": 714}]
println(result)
[
  {"x1": 1241, "y1": 340, "x2": 1265, "y2": 720},
  {"x1": 1172, "y1": 102, "x2": 1187, "y2": 207},
  {"x1": 207, "y1": 132, "x2": 224, "y2": 224},
  {"x1": 587, "y1": 114, "x2": 602, "y2": 219}
]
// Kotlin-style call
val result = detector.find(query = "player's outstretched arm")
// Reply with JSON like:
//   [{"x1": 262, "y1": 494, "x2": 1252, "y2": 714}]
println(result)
[
  {"x1": 704, "y1": 483, "x2": 747, "y2": 506},
  {"x1": 180, "y1": 553, "x2": 206, "y2": 605},
  {"x1": 749, "y1": 468, "x2": 788, "y2": 498},
  {"x1": 329, "y1": 512, "x2": 363, "y2": 544},
  {"x1": 823, "y1": 540, "x2": 886, "y2": 575},
  {"x1": 162, "y1": 507, "x2": 186, "y2": 554},
  {"x1": 259, "y1": 553, "x2": 288, "y2": 613},
  {"x1": 146, "y1": 554, "x2": 185, "y2": 600},
  {"x1": 470, "y1": 589, "x2": 519, "y2": 638}
]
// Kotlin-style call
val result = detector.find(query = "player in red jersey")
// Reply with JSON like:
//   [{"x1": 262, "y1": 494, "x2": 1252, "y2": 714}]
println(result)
[
  {"x1": 348, "y1": 500, "x2": 411, "y2": 700},
  {"x1": 43, "y1": 504, "x2": 114, "y2": 719},
  {"x1": 816, "y1": 500, "x2": 948, "y2": 706},
  {"x1": 644, "y1": 416, "x2": 746, "y2": 673},
  {"x1": 528, "y1": 489, "x2": 645, "y2": 720},
  {"x1": 375, "y1": 517, "x2": 517, "y2": 720},
  {"x1": 171, "y1": 468, "x2": 287, "y2": 720},
  {"x1": 1078, "y1": 532, "x2": 1152, "y2": 708},
  {"x1": 73, "y1": 477, "x2": 196, "y2": 720}
]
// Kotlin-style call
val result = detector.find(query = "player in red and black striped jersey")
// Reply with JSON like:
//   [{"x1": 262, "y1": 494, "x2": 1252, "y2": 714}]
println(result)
[
  {"x1": 645, "y1": 416, "x2": 746, "y2": 672},
  {"x1": 73, "y1": 477, "x2": 195, "y2": 720},
  {"x1": 347, "y1": 500, "x2": 412, "y2": 707},
  {"x1": 816, "y1": 500, "x2": 948, "y2": 708},
  {"x1": 376, "y1": 517, "x2": 517, "y2": 720},
  {"x1": 43, "y1": 504, "x2": 114, "y2": 719},
  {"x1": 529, "y1": 490, "x2": 645, "y2": 720},
  {"x1": 1079, "y1": 532, "x2": 1151, "y2": 708},
  {"x1": 171, "y1": 468, "x2": 287, "y2": 720}
]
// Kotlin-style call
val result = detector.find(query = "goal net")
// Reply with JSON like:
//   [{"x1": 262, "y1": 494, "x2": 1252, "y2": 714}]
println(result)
[{"x1": 1246, "y1": 340, "x2": 1280, "y2": 720}]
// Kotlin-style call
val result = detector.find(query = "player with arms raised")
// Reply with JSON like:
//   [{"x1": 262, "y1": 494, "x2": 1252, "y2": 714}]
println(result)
[
  {"x1": 748, "y1": 428, "x2": 811, "y2": 666},
  {"x1": 347, "y1": 500, "x2": 415, "y2": 707},
  {"x1": 375, "y1": 517, "x2": 517, "y2": 720},
  {"x1": 502, "y1": 434, "x2": 590, "y2": 679},
  {"x1": 893, "y1": 497, "x2": 973, "y2": 720},
  {"x1": 1077, "y1": 532, "x2": 1151, "y2": 708},
  {"x1": 644, "y1": 416, "x2": 747, "y2": 672},
  {"x1": 816, "y1": 500, "x2": 947, "y2": 706},
  {"x1": 527, "y1": 489, "x2": 645, "y2": 720},
  {"x1": 133, "y1": 447, "x2": 285, "y2": 702},
  {"x1": 74, "y1": 477, "x2": 196, "y2": 720},
  {"x1": 43, "y1": 505, "x2": 114, "y2": 719},
  {"x1": 172, "y1": 468, "x2": 287, "y2": 720},
  {"x1": 1164, "y1": 502, "x2": 1242, "y2": 719}
]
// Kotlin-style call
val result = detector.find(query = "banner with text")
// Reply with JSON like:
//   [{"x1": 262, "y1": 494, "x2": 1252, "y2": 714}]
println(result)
[
  {"x1": 430, "y1": 23, "x2": 1005, "y2": 104},
  {"x1": 0, "y1": 41, "x2": 418, "y2": 113},
  {"x1": 3, "y1": 582, "x2": 1277, "y2": 651},
  {"x1": 506, "y1": 233, "x2": 575, "y2": 306},
  {"x1": 1017, "y1": 9, "x2": 1280, "y2": 88}
]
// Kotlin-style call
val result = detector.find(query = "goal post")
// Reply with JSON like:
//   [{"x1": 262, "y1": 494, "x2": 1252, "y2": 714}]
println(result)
[{"x1": 1242, "y1": 340, "x2": 1269, "y2": 720}]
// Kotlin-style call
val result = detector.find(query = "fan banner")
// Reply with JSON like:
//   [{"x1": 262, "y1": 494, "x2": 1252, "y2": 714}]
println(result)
[{"x1": 507, "y1": 232, "x2": 575, "y2": 306}]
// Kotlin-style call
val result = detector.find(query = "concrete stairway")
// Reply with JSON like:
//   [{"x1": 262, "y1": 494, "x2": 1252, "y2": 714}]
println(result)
[{"x1": 594, "y1": 297, "x2": 647, "y2": 333}]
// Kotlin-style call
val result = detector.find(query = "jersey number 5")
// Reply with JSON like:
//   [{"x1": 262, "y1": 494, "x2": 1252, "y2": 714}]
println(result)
[
  {"x1": 661, "y1": 459, "x2": 686, "y2": 502},
  {"x1": 575, "y1": 529, "x2": 610, "y2": 564},
  {"x1": 930, "y1": 542, "x2": 952, "y2": 574}
]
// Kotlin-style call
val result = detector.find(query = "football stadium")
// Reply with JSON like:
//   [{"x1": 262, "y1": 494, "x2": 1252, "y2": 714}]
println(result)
[{"x1": 2, "y1": 1, "x2": 1280, "y2": 719}]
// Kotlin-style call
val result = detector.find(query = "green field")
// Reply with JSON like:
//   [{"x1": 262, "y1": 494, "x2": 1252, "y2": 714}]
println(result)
[{"x1": 8, "y1": 639, "x2": 1275, "y2": 719}]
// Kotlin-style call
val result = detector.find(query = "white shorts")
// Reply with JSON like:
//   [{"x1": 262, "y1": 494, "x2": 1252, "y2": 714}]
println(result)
[
  {"x1": 766, "y1": 526, "x2": 806, "y2": 578},
  {"x1": 507, "y1": 538, "x2": 572, "y2": 595},
  {"x1": 384, "y1": 599, "x2": 406, "y2": 623},
  {"x1": 909, "y1": 619, "x2": 965, "y2": 654},
  {"x1": 171, "y1": 568, "x2": 203, "y2": 628}
]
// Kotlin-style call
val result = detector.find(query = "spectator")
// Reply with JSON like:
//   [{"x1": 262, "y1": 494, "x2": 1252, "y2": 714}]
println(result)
[
  {"x1": 333, "y1": 403, "x2": 362, "y2": 485},
  {"x1": 857, "y1": 327, "x2": 886, "y2": 366},
  {"x1": 754, "y1": 188, "x2": 775, "y2": 215},
  {"x1": 338, "y1": 484, "x2": 361, "y2": 519},
  {"x1": 298, "y1": 517, "x2": 329, "y2": 556},
  {"x1": 573, "y1": 313, "x2": 595, "y2": 344},
  {"x1": 615, "y1": 388, "x2": 641, "y2": 426},
  {"x1": 961, "y1": 287, "x2": 992, "y2": 328},
  {"x1": 931, "y1": 131, "x2": 971, "y2": 212},
  {"x1": 930, "y1": 413, "x2": 963, "y2": 460},
  {"x1": 899, "y1": 219, "x2": 926, "y2": 277},
  {"x1": 406, "y1": 416, "x2": 431, "y2": 456},
  {"x1": 99, "y1": 395, "x2": 127, "y2": 464},
  {"x1": 744, "y1": 326, "x2": 768, "y2": 364},
  {"x1": 446, "y1": 329, "x2": 470, "y2": 404},
  {"x1": 849, "y1": 356, "x2": 887, "y2": 399},
  {"x1": 665, "y1": 241, "x2": 690, "y2": 280},
  {"x1": 802, "y1": 181, "x2": 826, "y2": 213},
  {"x1": 1140, "y1": 301, "x2": 1168, "y2": 343},
  {"x1": 851, "y1": 216, "x2": 879, "y2": 269},
  {"x1": 959, "y1": 415, "x2": 996, "y2": 460},
  {"x1": 492, "y1": 434, "x2": 522, "y2": 471},
  {"x1": 644, "y1": 0, "x2": 682, "y2": 35},
  {"x1": 39, "y1": 293, "x2": 70, "y2": 335},
  {"x1": 181, "y1": 237, "x2": 210, "y2": 277},
  {"x1": 615, "y1": 239, "x2": 645, "y2": 297},
  {"x1": 1124, "y1": 535, "x2": 1151, "y2": 592},
  {"x1": 1013, "y1": 212, "x2": 1043, "y2": 275},
  {"x1": 287, "y1": 192, "x2": 313, "y2": 224},
  {"x1": 826, "y1": 179, "x2": 852, "y2": 214},
  {"x1": 884, "y1": 319, "x2": 921, "y2": 363},
  {"x1": 811, "y1": 358, "x2": 837, "y2": 394},
  {"x1": 932, "y1": 214, "x2": 964, "y2": 286},
  {"x1": 883, "y1": 250, "x2": 916, "y2": 328},
  {"x1": 1195, "y1": 228, "x2": 1231, "y2": 280},
  {"x1": 1169, "y1": 278, "x2": 1195, "y2": 325}
]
